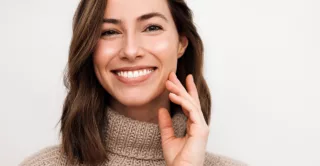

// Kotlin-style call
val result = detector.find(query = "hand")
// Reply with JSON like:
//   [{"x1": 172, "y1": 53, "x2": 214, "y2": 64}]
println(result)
[{"x1": 158, "y1": 72, "x2": 210, "y2": 166}]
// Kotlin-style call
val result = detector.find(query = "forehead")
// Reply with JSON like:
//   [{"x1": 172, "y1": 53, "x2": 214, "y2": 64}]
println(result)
[{"x1": 105, "y1": 0, "x2": 171, "y2": 20}]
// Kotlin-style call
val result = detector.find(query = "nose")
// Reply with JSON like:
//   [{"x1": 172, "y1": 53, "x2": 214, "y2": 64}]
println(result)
[{"x1": 119, "y1": 33, "x2": 144, "y2": 61}]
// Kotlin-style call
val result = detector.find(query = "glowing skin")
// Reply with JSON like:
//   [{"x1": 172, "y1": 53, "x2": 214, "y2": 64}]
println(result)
[
  {"x1": 94, "y1": 1, "x2": 210, "y2": 165},
  {"x1": 93, "y1": 0, "x2": 188, "y2": 123}
]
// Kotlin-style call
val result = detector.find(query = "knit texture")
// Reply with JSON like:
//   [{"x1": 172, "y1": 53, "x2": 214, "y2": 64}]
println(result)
[{"x1": 20, "y1": 108, "x2": 247, "y2": 166}]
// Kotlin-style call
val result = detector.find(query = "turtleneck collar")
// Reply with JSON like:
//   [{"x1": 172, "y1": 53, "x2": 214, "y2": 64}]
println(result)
[{"x1": 104, "y1": 107, "x2": 187, "y2": 160}]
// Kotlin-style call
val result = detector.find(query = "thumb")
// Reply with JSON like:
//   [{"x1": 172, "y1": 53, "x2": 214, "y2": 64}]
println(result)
[{"x1": 158, "y1": 108, "x2": 175, "y2": 145}]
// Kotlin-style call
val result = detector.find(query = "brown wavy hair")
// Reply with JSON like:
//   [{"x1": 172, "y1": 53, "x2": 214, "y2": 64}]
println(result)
[{"x1": 60, "y1": 0, "x2": 211, "y2": 165}]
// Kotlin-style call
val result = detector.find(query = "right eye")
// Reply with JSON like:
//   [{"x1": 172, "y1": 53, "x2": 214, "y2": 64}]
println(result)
[{"x1": 101, "y1": 30, "x2": 120, "y2": 37}]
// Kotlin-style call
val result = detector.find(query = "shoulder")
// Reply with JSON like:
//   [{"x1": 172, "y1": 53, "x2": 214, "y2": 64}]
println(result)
[
  {"x1": 19, "y1": 145, "x2": 68, "y2": 166},
  {"x1": 204, "y1": 151, "x2": 248, "y2": 166}
]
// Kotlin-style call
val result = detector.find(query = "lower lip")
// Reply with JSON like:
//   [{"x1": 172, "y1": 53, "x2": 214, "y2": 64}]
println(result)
[{"x1": 112, "y1": 69, "x2": 156, "y2": 85}]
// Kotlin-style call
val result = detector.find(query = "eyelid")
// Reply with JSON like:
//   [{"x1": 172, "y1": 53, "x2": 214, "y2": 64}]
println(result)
[
  {"x1": 101, "y1": 24, "x2": 163, "y2": 38},
  {"x1": 143, "y1": 24, "x2": 164, "y2": 32},
  {"x1": 101, "y1": 29, "x2": 121, "y2": 37}
]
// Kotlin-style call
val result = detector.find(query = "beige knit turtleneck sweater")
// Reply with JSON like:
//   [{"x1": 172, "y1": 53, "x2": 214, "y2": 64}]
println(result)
[{"x1": 20, "y1": 108, "x2": 246, "y2": 166}]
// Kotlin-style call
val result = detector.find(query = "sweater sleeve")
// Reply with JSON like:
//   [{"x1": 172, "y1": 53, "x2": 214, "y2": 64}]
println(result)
[
  {"x1": 204, "y1": 152, "x2": 248, "y2": 166},
  {"x1": 19, "y1": 145, "x2": 67, "y2": 166}
]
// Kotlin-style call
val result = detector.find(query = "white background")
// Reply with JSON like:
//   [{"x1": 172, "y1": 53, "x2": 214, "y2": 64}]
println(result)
[{"x1": 1, "y1": 0, "x2": 319, "y2": 165}]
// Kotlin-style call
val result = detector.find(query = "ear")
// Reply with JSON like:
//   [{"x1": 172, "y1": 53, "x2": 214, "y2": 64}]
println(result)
[{"x1": 177, "y1": 35, "x2": 189, "y2": 59}]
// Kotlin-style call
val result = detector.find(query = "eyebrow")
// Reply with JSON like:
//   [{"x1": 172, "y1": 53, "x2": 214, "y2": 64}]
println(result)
[{"x1": 103, "y1": 12, "x2": 168, "y2": 24}]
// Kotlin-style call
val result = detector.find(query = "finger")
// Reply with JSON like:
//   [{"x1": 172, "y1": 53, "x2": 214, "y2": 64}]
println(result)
[
  {"x1": 167, "y1": 81, "x2": 200, "y2": 115},
  {"x1": 166, "y1": 76, "x2": 198, "y2": 109},
  {"x1": 169, "y1": 91, "x2": 206, "y2": 126},
  {"x1": 168, "y1": 93, "x2": 202, "y2": 125},
  {"x1": 158, "y1": 108, "x2": 176, "y2": 146},
  {"x1": 186, "y1": 75, "x2": 206, "y2": 125},
  {"x1": 168, "y1": 93, "x2": 189, "y2": 117},
  {"x1": 166, "y1": 80, "x2": 199, "y2": 115},
  {"x1": 167, "y1": 76, "x2": 204, "y2": 117},
  {"x1": 186, "y1": 74, "x2": 200, "y2": 107},
  {"x1": 169, "y1": 72, "x2": 185, "y2": 89},
  {"x1": 167, "y1": 72, "x2": 206, "y2": 125},
  {"x1": 165, "y1": 80, "x2": 182, "y2": 96}
]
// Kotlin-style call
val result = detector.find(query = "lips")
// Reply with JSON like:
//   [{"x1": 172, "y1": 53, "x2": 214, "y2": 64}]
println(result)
[
  {"x1": 111, "y1": 66, "x2": 157, "y2": 72},
  {"x1": 111, "y1": 66, "x2": 157, "y2": 85}
]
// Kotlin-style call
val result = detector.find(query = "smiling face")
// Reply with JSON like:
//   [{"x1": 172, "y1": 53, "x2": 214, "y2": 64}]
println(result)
[{"x1": 93, "y1": 0, "x2": 188, "y2": 107}]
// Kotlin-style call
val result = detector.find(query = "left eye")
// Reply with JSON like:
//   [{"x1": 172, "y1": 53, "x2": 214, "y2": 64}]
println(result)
[{"x1": 144, "y1": 25, "x2": 163, "y2": 32}]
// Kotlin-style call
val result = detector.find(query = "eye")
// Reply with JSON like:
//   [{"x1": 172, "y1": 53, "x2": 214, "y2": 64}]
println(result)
[
  {"x1": 101, "y1": 30, "x2": 120, "y2": 37},
  {"x1": 144, "y1": 25, "x2": 163, "y2": 32}
]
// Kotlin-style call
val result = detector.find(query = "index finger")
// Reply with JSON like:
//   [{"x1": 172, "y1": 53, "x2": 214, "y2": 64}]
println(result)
[{"x1": 186, "y1": 74, "x2": 200, "y2": 106}]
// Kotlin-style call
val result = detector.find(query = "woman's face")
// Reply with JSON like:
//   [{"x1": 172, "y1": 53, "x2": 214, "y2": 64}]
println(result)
[{"x1": 93, "y1": 0, "x2": 188, "y2": 106}]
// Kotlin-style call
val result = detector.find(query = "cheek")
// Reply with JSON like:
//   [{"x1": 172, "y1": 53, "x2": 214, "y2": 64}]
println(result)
[
  {"x1": 151, "y1": 39, "x2": 170, "y2": 52},
  {"x1": 93, "y1": 40, "x2": 122, "y2": 94},
  {"x1": 93, "y1": 40, "x2": 120, "y2": 86},
  {"x1": 143, "y1": 35, "x2": 179, "y2": 67},
  {"x1": 94, "y1": 40, "x2": 121, "y2": 67}
]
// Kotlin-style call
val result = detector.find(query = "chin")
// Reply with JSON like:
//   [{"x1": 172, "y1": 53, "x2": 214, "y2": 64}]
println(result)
[
  {"x1": 116, "y1": 93, "x2": 156, "y2": 107},
  {"x1": 112, "y1": 84, "x2": 167, "y2": 107}
]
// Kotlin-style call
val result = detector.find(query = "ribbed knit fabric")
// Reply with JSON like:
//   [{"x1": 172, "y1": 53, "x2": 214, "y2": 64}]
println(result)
[{"x1": 20, "y1": 108, "x2": 247, "y2": 166}]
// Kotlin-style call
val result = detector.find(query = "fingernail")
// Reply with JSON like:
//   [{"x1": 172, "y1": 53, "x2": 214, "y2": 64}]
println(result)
[{"x1": 191, "y1": 75, "x2": 194, "y2": 82}]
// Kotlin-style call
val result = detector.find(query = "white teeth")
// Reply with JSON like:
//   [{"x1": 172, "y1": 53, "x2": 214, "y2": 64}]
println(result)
[
  {"x1": 128, "y1": 71, "x2": 133, "y2": 78},
  {"x1": 133, "y1": 71, "x2": 138, "y2": 77},
  {"x1": 116, "y1": 68, "x2": 155, "y2": 78}
]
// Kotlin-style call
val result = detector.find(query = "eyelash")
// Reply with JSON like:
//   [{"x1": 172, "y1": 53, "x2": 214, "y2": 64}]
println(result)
[{"x1": 101, "y1": 24, "x2": 163, "y2": 37}]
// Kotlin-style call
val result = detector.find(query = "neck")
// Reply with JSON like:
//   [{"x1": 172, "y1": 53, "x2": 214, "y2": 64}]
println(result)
[
  {"x1": 109, "y1": 90, "x2": 170, "y2": 124},
  {"x1": 104, "y1": 106, "x2": 187, "y2": 160}
]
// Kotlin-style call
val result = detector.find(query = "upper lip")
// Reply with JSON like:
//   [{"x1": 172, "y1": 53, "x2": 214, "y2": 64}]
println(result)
[{"x1": 111, "y1": 66, "x2": 157, "y2": 72}]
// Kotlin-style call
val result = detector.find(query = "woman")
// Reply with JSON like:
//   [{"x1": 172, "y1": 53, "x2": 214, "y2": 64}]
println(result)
[{"x1": 21, "y1": 0, "x2": 246, "y2": 165}]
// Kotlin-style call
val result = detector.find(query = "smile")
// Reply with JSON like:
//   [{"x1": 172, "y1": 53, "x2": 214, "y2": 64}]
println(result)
[
  {"x1": 116, "y1": 68, "x2": 155, "y2": 78},
  {"x1": 111, "y1": 67, "x2": 157, "y2": 85}
]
